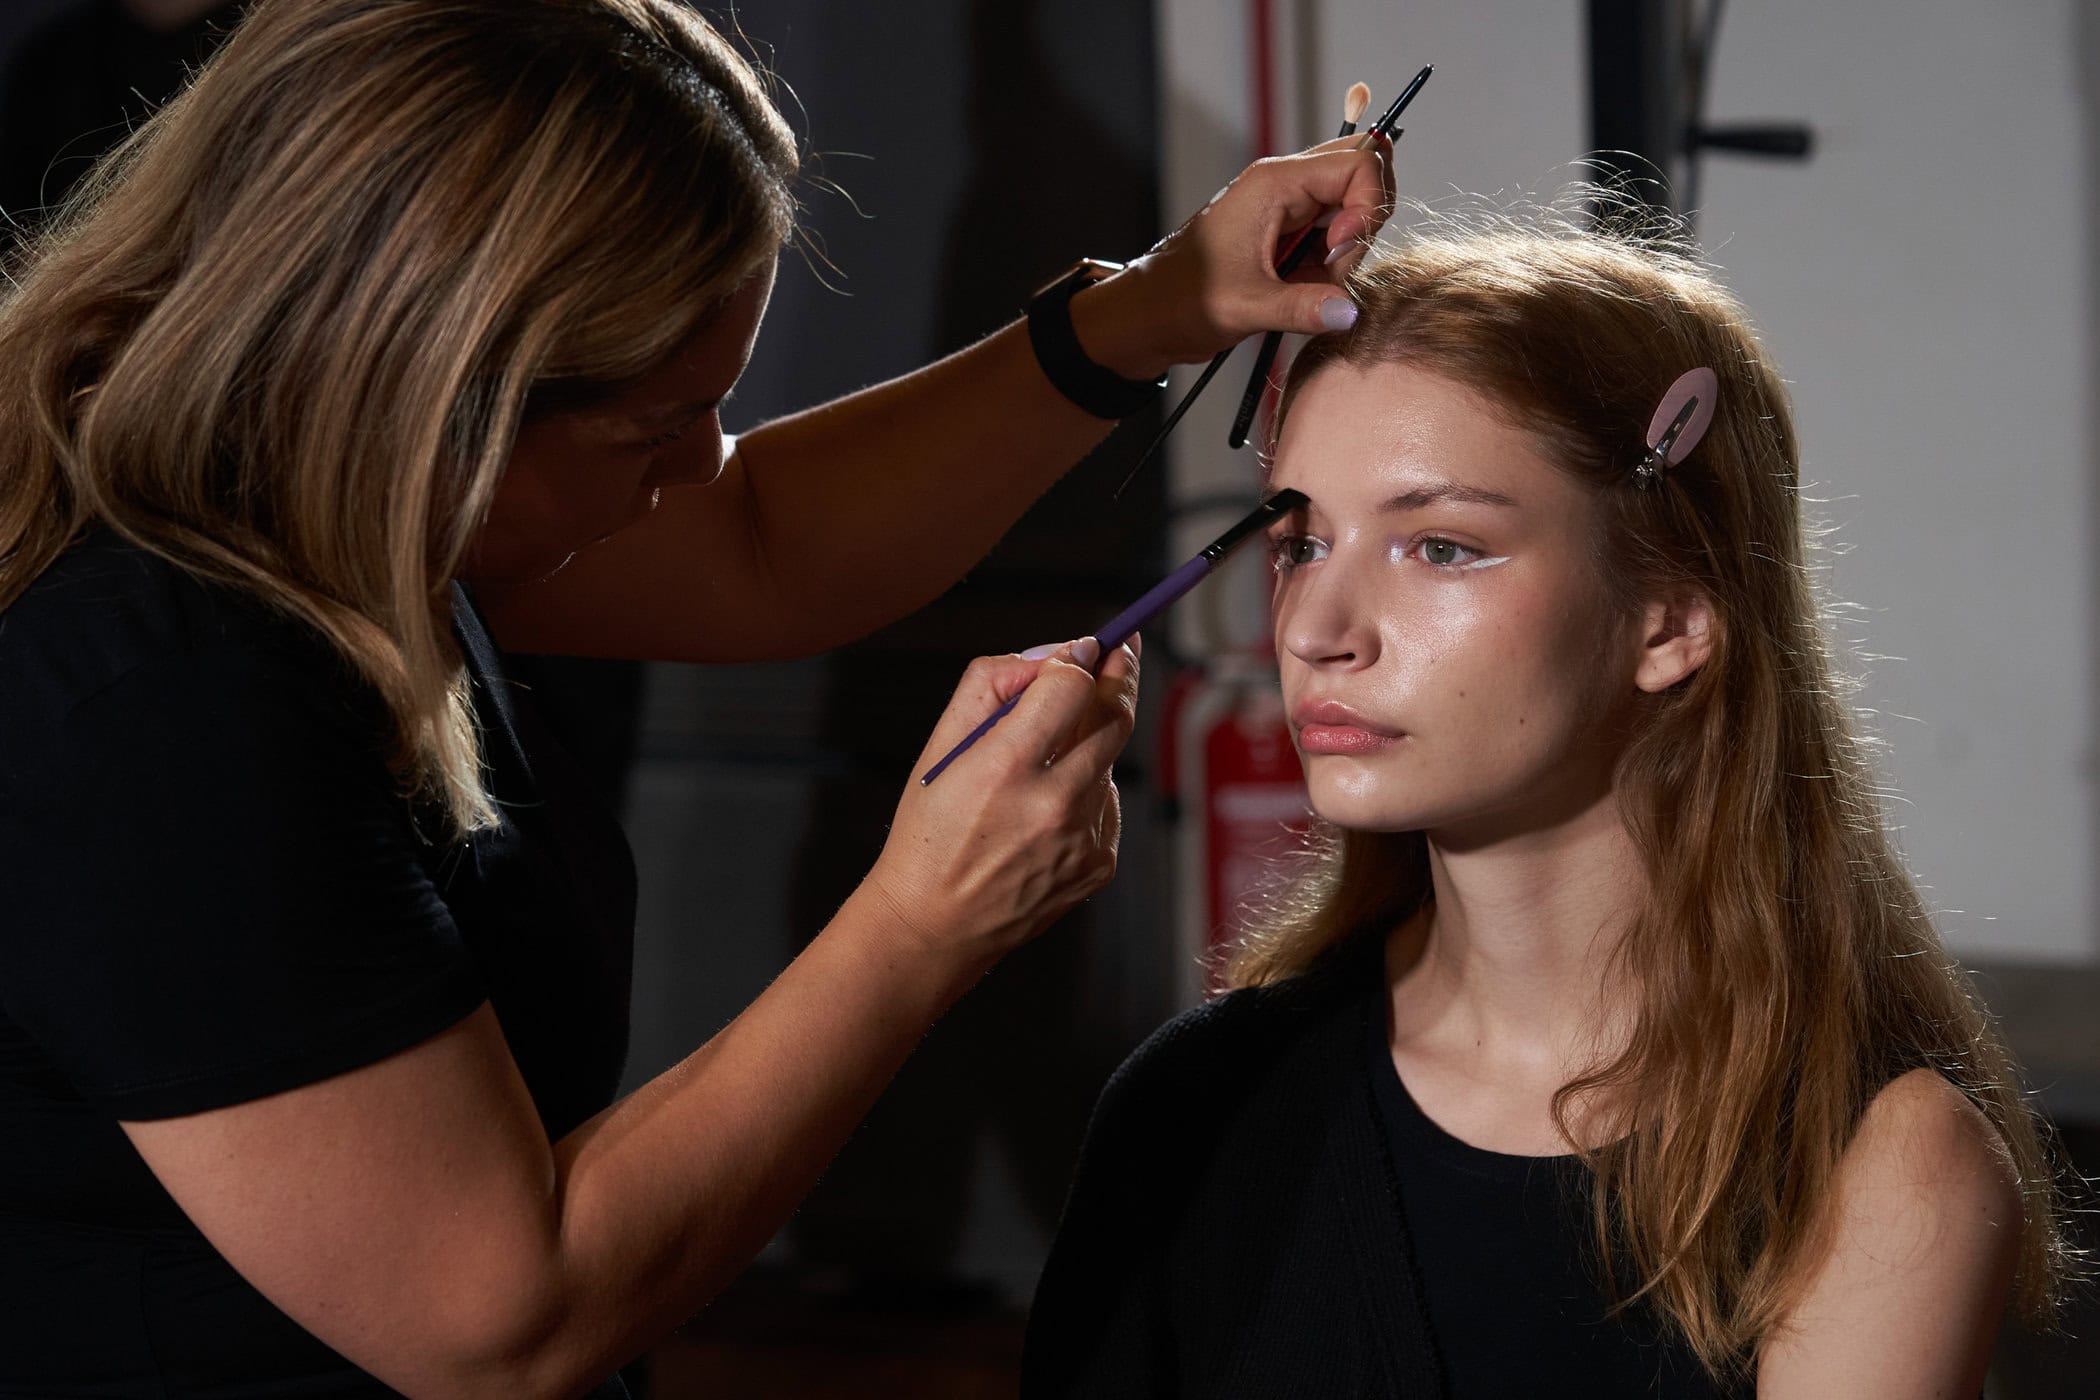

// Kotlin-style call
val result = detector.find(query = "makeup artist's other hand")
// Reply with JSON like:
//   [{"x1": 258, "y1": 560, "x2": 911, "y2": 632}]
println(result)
[
  {"x1": 861, "y1": 637, "x2": 1139, "y2": 971},
  {"x1": 1068, "y1": 135, "x2": 1395, "y2": 379}
]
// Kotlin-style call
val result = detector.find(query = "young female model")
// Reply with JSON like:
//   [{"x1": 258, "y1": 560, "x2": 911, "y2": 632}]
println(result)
[
  {"x1": 1023, "y1": 217, "x2": 2072, "y2": 1398},
  {"x1": 0, "y1": 1, "x2": 1391, "y2": 1394}
]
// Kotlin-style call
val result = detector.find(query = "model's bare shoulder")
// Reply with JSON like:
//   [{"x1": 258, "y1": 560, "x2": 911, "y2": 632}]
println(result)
[{"x1": 1756, "y1": 1068, "x2": 2020, "y2": 1398}]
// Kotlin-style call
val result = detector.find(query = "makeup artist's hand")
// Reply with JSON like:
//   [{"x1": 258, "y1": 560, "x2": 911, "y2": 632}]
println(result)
[
  {"x1": 861, "y1": 636, "x2": 1139, "y2": 970},
  {"x1": 1068, "y1": 135, "x2": 1396, "y2": 379}
]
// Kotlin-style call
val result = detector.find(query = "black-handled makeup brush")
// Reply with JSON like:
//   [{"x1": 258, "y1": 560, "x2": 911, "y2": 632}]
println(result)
[
  {"x1": 1227, "y1": 81, "x2": 1373, "y2": 452},
  {"x1": 1113, "y1": 64, "x2": 1432, "y2": 498}
]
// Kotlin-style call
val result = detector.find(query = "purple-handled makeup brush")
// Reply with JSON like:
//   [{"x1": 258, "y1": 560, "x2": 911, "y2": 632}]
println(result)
[{"x1": 920, "y1": 488, "x2": 1309, "y2": 785}]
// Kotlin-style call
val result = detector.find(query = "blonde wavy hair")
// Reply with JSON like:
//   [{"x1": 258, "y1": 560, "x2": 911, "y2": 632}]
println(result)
[
  {"x1": 1226, "y1": 210, "x2": 2076, "y2": 1377},
  {"x1": 0, "y1": 0, "x2": 797, "y2": 832}
]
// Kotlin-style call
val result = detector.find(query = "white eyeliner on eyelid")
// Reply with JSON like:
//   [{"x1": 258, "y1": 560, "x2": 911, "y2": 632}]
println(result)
[
  {"x1": 1401, "y1": 533, "x2": 1507, "y2": 568},
  {"x1": 1268, "y1": 537, "x2": 1507, "y2": 572}
]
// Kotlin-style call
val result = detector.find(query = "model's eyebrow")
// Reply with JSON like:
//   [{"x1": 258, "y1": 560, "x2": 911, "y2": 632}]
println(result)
[{"x1": 1382, "y1": 482, "x2": 1518, "y2": 511}]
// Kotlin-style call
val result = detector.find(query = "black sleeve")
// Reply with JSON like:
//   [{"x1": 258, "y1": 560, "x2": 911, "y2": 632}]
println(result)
[
  {"x1": 1024, "y1": 997, "x2": 1272, "y2": 1398},
  {"x1": 0, "y1": 638, "x2": 486, "y2": 1120}
]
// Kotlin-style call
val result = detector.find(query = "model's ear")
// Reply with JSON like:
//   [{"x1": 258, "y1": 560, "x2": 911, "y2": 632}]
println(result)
[{"x1": 1634, "y1": 588, "x2": 1716, "y2": 693}]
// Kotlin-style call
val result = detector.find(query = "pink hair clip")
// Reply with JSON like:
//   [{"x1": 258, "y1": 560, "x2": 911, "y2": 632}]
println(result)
[{"x1": 1631, "y1": 367, "x2": 1718, "y2": 489}]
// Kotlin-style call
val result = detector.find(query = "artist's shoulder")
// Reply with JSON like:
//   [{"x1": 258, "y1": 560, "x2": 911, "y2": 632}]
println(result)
[{"x1": 2, "y1": 527, "x2": 332, "y2": 703}]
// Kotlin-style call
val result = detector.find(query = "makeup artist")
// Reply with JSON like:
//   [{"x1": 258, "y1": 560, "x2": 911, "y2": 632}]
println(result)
[{"x1": 0, "y1": 1, "x2": 1391, "y2": 1396}]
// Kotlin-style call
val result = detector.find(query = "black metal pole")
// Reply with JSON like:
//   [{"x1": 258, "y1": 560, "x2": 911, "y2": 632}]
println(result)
[{"x1": 1585, "y1": 0, "x2": 1687, "y2": 228}]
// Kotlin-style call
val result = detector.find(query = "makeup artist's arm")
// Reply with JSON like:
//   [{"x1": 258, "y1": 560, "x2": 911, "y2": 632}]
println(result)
[
  {"x1": 482, "y1": 139, "x2": 1392, "y2": 663},
  {"x1": 119, "y1": 642, "x2": 1137, "y2": 1400}
]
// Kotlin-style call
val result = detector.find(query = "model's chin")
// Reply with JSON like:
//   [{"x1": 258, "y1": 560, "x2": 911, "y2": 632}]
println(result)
[{"x1": 1304, "y1": 769, "x2": 1435, "y2": 835}]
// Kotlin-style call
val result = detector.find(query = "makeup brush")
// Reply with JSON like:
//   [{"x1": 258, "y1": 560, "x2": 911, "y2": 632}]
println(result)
[
  {"x1": 1226, "y1": 81, "x2": 1374, "y2": 451},
  {"x1": 920, "y1": 489, "x2": 1308, "y2": 785},
  {"x1": 1114, "y1": 65, "x2": 1431, "y2": 498},
  {"x1": 1337, "y1": 79, "x2": 1372, "y2": 137}
]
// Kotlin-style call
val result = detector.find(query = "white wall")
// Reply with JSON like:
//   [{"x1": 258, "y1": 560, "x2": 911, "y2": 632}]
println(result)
[
  {"x1": 1699, "y1": 0, "x2": 2092, "y2": 963},
  {"x1": 1156, "y1": 0, "x2": 2095, "y2": 962}
]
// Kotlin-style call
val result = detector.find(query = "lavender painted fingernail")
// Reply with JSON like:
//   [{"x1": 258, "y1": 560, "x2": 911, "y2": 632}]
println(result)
[
  {"x1": 1069, "y1": 637, "x2": 1103, "y2": 669},
  {"x1": 1319, "y1": 297, "x2": 1360, "y2": 332},
  {"x1": 1021, "y1": 643, "x2": 1060, "y2": 661},
  {"x1": 1323, "y1": 243, "x2": 1349, "y2": 268}
]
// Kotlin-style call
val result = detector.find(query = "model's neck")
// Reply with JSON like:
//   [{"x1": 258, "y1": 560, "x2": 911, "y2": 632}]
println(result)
[{"x1": 1394, "y1": 786, "x2": 1645, "y2": 1076}]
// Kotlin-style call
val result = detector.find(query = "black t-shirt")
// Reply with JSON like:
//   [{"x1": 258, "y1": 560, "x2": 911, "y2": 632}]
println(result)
[
  {"x1": 1367, "y1": 998, "x2": 1747, "y2": 1399},
  {"x1": 0, "y1": 529, "x2": 637, "y2": 1396}
]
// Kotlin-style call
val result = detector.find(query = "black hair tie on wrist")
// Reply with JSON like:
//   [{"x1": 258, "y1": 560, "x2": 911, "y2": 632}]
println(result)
[{"x1": 1026, "y1": 259, "x2": 1169, "y2": 420}]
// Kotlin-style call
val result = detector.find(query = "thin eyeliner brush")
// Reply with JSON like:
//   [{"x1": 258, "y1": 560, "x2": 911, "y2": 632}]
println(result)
[
  {"x1": 1227, "y1": 81, "x2": 1373, "y2": 452},
  {"x1": 1114, "y1": 64, "x2": 1432, "y2": 498}
]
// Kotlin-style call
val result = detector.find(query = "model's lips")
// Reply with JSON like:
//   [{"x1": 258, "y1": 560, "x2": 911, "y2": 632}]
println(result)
[
  {"x1": 1292, "y1": 700, "x2": 1403, "y2": 755},
  {"x1": 1291, "y1": 700, "x2": 1398, "y2": 732}
]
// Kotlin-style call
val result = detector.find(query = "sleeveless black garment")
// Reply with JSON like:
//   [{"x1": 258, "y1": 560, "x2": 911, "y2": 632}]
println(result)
[
  {"x1": 1023, "y1": 930, "x2": 1754, "y2": 1398},
  {"x1": 1367, "y1": 998, "x2": 1746, "y2": 1399}
]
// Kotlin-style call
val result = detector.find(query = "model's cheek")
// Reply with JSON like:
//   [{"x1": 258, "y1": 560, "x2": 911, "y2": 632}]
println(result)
[{"x1": 1370, "y1": 597, "x2": 1505, "y2": 720}]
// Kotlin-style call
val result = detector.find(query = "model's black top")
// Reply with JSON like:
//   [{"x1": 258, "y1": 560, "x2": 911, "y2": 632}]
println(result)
[
  {"x1": 1368, "y1": 996, "x2": 1741, "y2": 1397},
  {"x1": 0, "y1": 530, "x2": 636, "y2": 1398},
  {"x1": 1022, "y1": 932, "x2": 1749, "y2": 1399}
]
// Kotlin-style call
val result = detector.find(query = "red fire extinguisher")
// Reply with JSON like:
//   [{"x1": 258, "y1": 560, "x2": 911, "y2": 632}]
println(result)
[{"x1": 1171, "y1": 655, "x2": 1312, "y2": 1004}]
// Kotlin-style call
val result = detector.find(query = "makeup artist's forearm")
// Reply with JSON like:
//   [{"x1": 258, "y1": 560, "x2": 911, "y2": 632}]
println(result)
[
  {"x1": 517, "y1": 891, "x2": 989, "y2": 1392},
  {"x1": 728, "y1": 318, "x2": 1116, "y2": 651}
]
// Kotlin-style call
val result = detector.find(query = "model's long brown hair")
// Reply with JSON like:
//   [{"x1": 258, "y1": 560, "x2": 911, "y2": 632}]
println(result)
[
  {"x1": 1225, "y1": 212, "x2": 2075, "y2": 1375},
  {"x1": 0, "y1": 0, "x2": 797, "y2": 831}
]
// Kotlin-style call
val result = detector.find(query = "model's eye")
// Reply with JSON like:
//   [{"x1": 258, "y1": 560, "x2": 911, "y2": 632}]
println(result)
[
  {"x1": 1270, "y1": 534, "x2": 1329, "y2": 571},
  {"x1": 1410, "y1": 536, "x2": 1495, "y2": 569}
]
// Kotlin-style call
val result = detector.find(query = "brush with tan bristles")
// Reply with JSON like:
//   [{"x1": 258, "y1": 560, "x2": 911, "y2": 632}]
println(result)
[
  {"x1": 1223, "y1": 81, "x2": 1379, "y2": 449},
  {"x1": 1339, "y1": 81, "x2": 1371, "y2": 137},
  {"x1": 1120, "y1": 68, "x2": 1433, "y2": 488}
]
